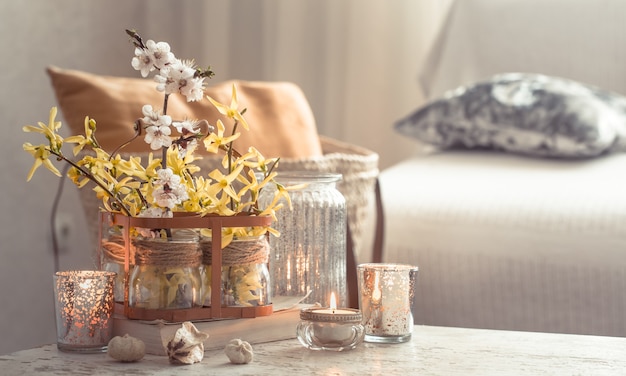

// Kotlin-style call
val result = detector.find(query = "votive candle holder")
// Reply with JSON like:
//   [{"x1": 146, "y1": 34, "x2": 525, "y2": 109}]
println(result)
[
  {"x1": 297, "y1": 292, "x2": 364, "y2": 351},
  {"x1": 53, "y1": 270, "x2": 116, "y2": 353},
  {"x1": 357, "y1": 263, "x2": 418, "y2": 343}
]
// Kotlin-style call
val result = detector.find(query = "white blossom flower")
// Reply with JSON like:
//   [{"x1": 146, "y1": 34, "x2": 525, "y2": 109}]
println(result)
[
  {"x1": 141, "y1": 104, "x2": 172, "y2": 128},
  {"x1": 131, "y1": 40, "x2": 174, "y2": 77},
  {"x1": 154, "y1": 71, "x2": 175, "y2": 94},
  {"x1": 152, "y1": 189, "x2": 180, "y2": 209},
  {"x1": 172, "y1": 119, "x2": 201, "y2": 135},
  {"x1": 180, "y1": 76, "x2": 205, "y2": 102},
  {"x1": 145, "y1": 125, "x2": 172, "y2": 150},
  {"x1": 154, "y1": 168, "x2": 182, "y2": 187},
  {"x1": 147, "y1": 40, "x2": 175, "y2": 70},
  {"x1": 131, "y1": 47, "x2": 153, "y2": 78},
  {"x1": 152, "y1": 168, "x2": 189, "y2": 209},
  {"x1": 154, "y1": 59, "x2": 205, "y2": 102},
  {"x1": 141, "y1": 104, "x2": 173, "y2": 150},
  {"x1": 155, "y1": 59, "x2": 193, "y2": 94}
]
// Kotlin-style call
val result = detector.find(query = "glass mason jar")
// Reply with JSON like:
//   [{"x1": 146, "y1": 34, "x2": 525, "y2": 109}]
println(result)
[
  {"x1": 200, "y1": 235, "x2": 271, "y2": 307},
  {"x1": 100, "y1": 227, "x2": 132, "y2": 302},
  {"x1": 129, "y1": 229, "x2": 203, "y2": 309},
  {"x1": 258, "y1": 172, "x2": 347, "y2": 307}
]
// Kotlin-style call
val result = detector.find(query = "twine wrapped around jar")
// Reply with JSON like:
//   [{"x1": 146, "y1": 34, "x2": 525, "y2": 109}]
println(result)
[
  {"x1": 101, "y1": 234, "x2": 135, "y2": 264},
  {"x1": 133, "y1": 237, "x2": 202, "y2": 267},
  {"x1": 200, "y1": 236, "x2": 270, "y2": 266}
]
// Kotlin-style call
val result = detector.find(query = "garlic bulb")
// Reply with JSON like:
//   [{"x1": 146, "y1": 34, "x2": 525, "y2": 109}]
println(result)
[
  {"x1": 107, "y1": 334, "x2": 146, "y2": 362},
  {"x1": 224, "y1": 339, "x2": 254, "y2": 364},
  {"x1": 166, "y1": 321, "x2": 210, "y2": 364}
]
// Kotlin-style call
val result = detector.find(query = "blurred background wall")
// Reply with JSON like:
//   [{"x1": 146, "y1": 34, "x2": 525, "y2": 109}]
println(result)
[{"x1": 0, "y1": 0, "x2": 452, "y2": 354}]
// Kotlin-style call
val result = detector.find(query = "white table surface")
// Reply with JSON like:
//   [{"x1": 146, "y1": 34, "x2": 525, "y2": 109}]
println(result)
[{"x1": 2, "y1": 325, "x2": 625, "y2": 375}]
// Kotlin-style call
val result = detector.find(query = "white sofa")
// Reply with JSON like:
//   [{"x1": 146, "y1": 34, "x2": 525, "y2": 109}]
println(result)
[{"x1": 378, "y1": 0, "x2": 626, "y2": 337}]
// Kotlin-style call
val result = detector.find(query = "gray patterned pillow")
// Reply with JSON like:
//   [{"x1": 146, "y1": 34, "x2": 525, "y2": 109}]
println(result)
[{"x1": 395, "y1": 73, "x2": 626, "y2": 158}]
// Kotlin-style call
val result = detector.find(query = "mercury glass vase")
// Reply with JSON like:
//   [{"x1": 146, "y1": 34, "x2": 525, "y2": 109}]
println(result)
[{"x1": 259, "y1": 172, "x2": 347, "y2": 307}]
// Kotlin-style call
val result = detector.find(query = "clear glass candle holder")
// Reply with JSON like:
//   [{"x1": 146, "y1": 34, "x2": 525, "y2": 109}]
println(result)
[{"x1": 297, "y1": 307, "x2": 364, "y2": 351}]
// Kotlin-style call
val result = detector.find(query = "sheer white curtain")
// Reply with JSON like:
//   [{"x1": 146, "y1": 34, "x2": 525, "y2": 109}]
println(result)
[
  {"x1": 258, "y1": 0, "x2": 453, "y2": 168},
  {"x1": 150, "y1": 0, "x2": 453, "y2": 169}
]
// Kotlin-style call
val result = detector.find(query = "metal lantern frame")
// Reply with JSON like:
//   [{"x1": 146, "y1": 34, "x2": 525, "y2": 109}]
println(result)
[{"x1": 99, "y1": 212, "x2": 273, "y2": 322}]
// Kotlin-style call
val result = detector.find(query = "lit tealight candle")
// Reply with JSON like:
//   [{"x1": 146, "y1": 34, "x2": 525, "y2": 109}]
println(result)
[
  {"x1": 311, "y1": 292, "x2": 355, "y2": 315},
  {"x1": 296, "y1": 292, "x2": 365, "y2": 351}
]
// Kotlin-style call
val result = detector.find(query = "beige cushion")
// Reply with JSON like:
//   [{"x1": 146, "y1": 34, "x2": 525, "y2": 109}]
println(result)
[{"x1": 46, "y1": 66, "x2": 323, "y2": 159}]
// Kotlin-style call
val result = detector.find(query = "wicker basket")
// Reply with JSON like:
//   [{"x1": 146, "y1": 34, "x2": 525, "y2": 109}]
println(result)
[{"x1": 278, "y1": 136, "x2": 379, "y2": 262}]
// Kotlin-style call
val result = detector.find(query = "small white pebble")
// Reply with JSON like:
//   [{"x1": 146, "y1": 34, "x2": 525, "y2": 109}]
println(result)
[{"x1": 224, "y1": 338, "x2": 254, "y2": 364}]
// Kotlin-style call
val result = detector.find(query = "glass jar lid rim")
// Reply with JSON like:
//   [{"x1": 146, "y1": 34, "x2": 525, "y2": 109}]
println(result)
[{"x1": 271, "y1": 171, "x2": 342, "y2": 183}]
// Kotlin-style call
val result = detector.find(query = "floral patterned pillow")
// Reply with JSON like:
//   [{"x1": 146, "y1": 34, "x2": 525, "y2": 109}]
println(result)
[{"x1": 395, "y1": 73, "x2": 626, "y2": 158}]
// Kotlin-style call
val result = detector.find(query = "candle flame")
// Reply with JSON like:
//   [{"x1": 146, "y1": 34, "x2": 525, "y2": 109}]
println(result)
[{"x1": 330, "y1": 292, "x2": 337, "y2": 313}]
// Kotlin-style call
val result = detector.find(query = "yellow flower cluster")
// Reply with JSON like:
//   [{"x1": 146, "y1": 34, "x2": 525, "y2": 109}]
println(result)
[
  {"x1": 24, "y1": 101, "x2": 288, "y2": 240},
  {"x1": 23, "y1": 31, "x2": 290, "y2": 245}
]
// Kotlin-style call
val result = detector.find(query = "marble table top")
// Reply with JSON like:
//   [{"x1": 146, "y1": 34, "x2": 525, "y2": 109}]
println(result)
[{"x1": 2, "y1": 325, "x2": 625, "y2": 375}]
